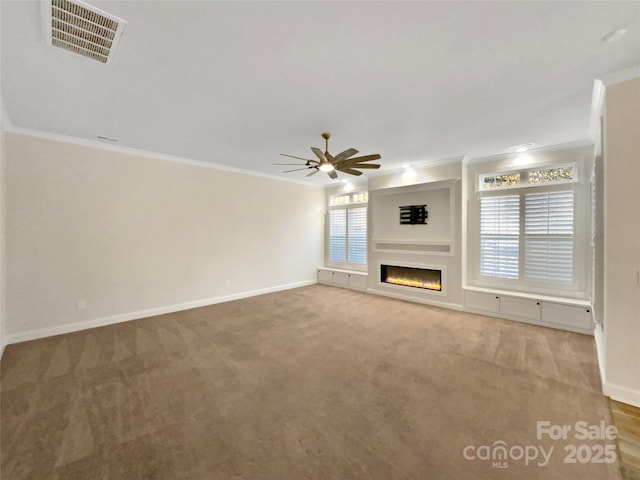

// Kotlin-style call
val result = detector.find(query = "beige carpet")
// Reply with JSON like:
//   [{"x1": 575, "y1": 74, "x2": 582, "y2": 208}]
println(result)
[{"x1": 1, "y1": 285, "x2": 618, "y2": 479}]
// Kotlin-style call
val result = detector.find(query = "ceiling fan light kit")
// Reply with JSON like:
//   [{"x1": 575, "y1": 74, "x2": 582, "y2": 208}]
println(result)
[
  {"x1": 276, "y1": 133, "x2": 381, "y2": 180},
  {"x1": 319, "y1": 163, "x2": 335, "y2": 172}
]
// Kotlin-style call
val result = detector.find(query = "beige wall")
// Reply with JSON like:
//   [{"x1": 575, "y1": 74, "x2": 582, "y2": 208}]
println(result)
[
  {"x1": 603, "y1": 77, "x2": 640, "y2": 406},
  {"x1": 4, "y1": 133, "x2": 324, "y2": 340}
]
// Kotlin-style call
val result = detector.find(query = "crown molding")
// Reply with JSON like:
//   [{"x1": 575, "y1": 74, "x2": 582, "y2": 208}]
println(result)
[
  {"x1": 2, "y1": 125, "x2": 323, "y2": 188},
  {"x1": 464, "y1": 139, "x2": 594, "y2": 165},
  {"x1": 366, "y1": 155, "x2": 464, "y2": 179}
]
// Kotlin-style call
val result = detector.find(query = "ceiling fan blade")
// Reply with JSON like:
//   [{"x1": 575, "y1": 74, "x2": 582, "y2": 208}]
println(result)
[
  {"x1": 306, "y1": 169, "x2": 320, "y2": 177},
  {"x1": 280, "y1": 153, "x2": 319, "y2": 164},
  {"x1": 338, "y1": 167, "x2": 363, "y2": 176},
  {"x1": 347, "y1": 163, "x2": 380, "y2": 169},
  {"x1": 327, "y1": 169, "x2": 338, "y2": 179},
  {"x1": 340, "y1": 154, "x2": 381, "y2": 164},
  {"x1": 282, "y1": 167, "x2": 314, "y2": 173},
  {"x1": 311, "y1": 147, "x2": 327, "y2": 163},
  {"x1": 333, "y1": 148, "x2": 359, "y2": 162},
  {"x1": 324, "y1": 151, "x2": 336, "y2": 164}
]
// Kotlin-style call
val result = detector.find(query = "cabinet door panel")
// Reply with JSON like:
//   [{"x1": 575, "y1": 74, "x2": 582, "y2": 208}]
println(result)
[
  {"x1": 318, "y1": 270, "x2": 333, "y2": 284},
  {"x1": 500, "y1": 297, "x2": 540, "y2": 321},
  {"x1": 348, "y1": 274, "x2": 367, "y2": 290},
  {"x1": 332, "y1": 272, "x2": 349, "y2": 286},
  {"x1": 541, "y1": 303, "x2": 592, "y2": 330},
  {"x1": 465, "y1": 291, "x2": 500, "y2": 313}
]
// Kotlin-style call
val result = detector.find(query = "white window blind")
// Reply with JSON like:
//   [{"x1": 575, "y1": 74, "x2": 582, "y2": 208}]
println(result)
[
  {"x1": 328, "y1": 209, "x2": 346, "y2": 263},
  {"x1": 347, "y1": 207, "x2": 367, "y2": 265},
  {"x1": 327, "y1": 192, "x2": 368, "y2": 269},
  {"x1": 480, "y1": 195, "x2": 520, "y2": 279},
  {"x1": 524, "y1": 191, "x2": 574, "y2": 283}
]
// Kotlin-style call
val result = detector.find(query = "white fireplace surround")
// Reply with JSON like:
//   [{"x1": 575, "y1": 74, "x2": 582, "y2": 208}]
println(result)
[{"x1": 377, "y1": 260, "x2": 447, "y2": 297}]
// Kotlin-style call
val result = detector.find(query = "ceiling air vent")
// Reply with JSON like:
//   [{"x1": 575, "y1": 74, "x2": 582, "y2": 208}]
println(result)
[{"x1": 42, "y1": 0, "x2": 127, "y2": 64}]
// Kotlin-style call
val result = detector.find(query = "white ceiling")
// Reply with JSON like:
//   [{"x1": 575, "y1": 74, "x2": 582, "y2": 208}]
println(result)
[{"x1": 2, "y1": 1, "x2": 639, "y2": 184}]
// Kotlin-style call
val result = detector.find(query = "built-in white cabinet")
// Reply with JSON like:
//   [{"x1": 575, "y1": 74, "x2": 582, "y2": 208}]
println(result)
[
  {"x1": 465, "y1": 291, "x2": 500, "y2": 314},
  {"x1": 464, "y1": 288, "x2": 592, "y2": 334},
  {"x1": 540, "y1": 303, "x2": 592, "y2": 331},
  {"x1": 318, "y1": 268, "x2": 367, "y2": 291},
  {"x1": 500, "y1": 296, "x2": 541, "y2": 321},
  {"x1": 317, "y1": 269, "x2": 333, "y2": 284}
]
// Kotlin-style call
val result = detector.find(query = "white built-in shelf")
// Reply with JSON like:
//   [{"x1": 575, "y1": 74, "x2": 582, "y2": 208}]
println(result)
[
  {"x1": 463, "y1": 286, "x2": 591, "y2": 307},
  {"x1": 463, "y1": 286, "x2": 593, "y2": 335},
  {"x1": 372, "y1": 238, "x2": 454, "y2": 256},
  {"x1": 317, "y1": 267, "x2": 367, "y2": 291}
]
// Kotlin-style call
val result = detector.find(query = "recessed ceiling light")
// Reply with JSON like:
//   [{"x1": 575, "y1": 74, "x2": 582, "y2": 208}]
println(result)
[
  {"x1": 512, "y1": 143, "x2": 534, "y2": 153},
  {"x1": 602, "y1": 28, "x2": 627, "y2": 43},
  {"x1": 402, "y1": 164, "x2": 410, "y2": 168}
]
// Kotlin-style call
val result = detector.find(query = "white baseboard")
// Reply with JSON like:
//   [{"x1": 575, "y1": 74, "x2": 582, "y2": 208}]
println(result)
[
  {"x1": 5, "y1": 280, "x2": 317, "y2": 345},
  {"x1": 603, "y1": 381, "x2": 640, "y2": 409},
  {"x1": 367, "y1": 288, "x2": 464, "y2": 311}
]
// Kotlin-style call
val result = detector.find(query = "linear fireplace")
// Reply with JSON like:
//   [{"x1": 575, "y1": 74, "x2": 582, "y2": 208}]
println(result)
[{"x1": 380, "y1": 264, "x2": 443, "y2": 292}]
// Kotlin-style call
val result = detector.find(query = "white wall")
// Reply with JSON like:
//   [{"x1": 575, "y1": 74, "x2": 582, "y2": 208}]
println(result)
[
  {"x1": 602, "y1": 76, "x2": 640, "y2": 407},
  {"x1": 4, "y1": 132, "x2": 324, "y2": 342},
  {"x1": 372, "y1": 187, "x2": 451, "y2": 241},
  {"x1": 0, "y1": 1, "x2": 6, "y2": 356},
  {"x1": 366, "y1": 162, "x2": 463, "y2": 308},
  {"x1": 0, "y1": 126, "x2": 5, "y2": 356},
  {"x1": 369, "y1": 162, "x2": 462, "y2": 191}
]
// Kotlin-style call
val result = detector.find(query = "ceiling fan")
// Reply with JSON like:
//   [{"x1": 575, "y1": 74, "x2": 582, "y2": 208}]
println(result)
[{"x1": 275, "y1": 133, "x2": 381, "y2": 179}]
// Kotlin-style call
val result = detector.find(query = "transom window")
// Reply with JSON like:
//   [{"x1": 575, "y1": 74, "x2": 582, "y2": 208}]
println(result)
[{"x1": 480, "y1": 163, "x2": 576, "y2": 190}]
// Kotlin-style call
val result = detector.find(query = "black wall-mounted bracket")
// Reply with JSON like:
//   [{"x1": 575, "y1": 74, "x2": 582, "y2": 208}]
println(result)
[{"x1": 399, "y1": 205, "x2": 428, "y2": 225}]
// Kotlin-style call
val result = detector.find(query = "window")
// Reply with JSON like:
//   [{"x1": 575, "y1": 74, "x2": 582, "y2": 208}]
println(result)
[
  {"x1": 475, "y1": 162, "x2": 583, "y2": 295},
  {"x1": 327, "y1": 192, "x2": 368, "y2": 269},
  {"x1": 347, "y1": 207, "x2": 367, "y2": 264},
  {"x1": 479, "y1": 190, "x2": 574, "y2": 284},
  {"x1": 328, "y1": 210, "x2": 346, "y2": 262},
  {"x1": 480, "y1": 195, "x2": 520, "y2": 279},
  {"x1": 524, "y1": 191, "x2": 574, "y2": 282},
  {"x1": 480, "y1": 163, "x2": 575, "y2": 190}
]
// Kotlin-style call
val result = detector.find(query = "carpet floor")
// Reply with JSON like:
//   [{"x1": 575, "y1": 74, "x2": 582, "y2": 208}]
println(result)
[{"x1": 1, "y1": 284, "x2": 618, "y2": 479}]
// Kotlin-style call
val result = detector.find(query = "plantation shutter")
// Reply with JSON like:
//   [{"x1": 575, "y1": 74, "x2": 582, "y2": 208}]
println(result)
[
  {"x1": 480, "y1": 195, "x2": 520, "y2": 279},
  {"x1": 525, "y1": 191, "x2": 574, "y2": 282},
  {"x1": 328, "y1": 209, "x2": 346, "y2": 262},
  {"x1": 347, "y1": 207, "x2": 367, "y2": 264}
]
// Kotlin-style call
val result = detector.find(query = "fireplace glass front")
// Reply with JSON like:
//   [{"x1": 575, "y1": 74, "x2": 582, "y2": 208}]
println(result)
[{"x1": 381, "y1": 264, "x2": 442, "y2": 292}]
